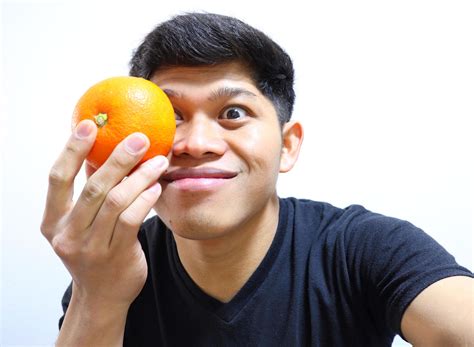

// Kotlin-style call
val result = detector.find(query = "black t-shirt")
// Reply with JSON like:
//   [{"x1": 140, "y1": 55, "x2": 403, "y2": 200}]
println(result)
[{"x1": 60, "y1": 198, "x2": 473, "y2": 346}]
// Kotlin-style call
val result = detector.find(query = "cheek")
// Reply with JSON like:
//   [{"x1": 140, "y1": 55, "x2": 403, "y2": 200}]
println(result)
[{"x1": 228, "y1": 124, "x2": 283, "y2": 173}]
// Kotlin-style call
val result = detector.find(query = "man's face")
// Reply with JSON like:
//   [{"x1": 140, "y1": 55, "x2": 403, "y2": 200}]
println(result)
[{"x1": 150, "y1": 62, "x2": 295, "y2": 240}]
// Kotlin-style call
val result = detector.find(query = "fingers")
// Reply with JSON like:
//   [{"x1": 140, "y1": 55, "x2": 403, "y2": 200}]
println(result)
[
  {"x1": 88, "y1": 155, "x2": 168, "y2": 249},
  {"x1": 69, "y1": 132, "x2": 150, "y2": 231},
  {"x1": 41, "y1": 120, "x2": 96, "y2": 240},
  {"x1": 112, "y1": 182, "x2": 162, "y2": 249}
]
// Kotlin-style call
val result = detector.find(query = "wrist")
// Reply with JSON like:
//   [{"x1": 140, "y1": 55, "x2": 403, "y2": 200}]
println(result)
[
  {"x1": 56, "y1": 292, "x2": 130, "y2": 347},
  {"x1": 72, "y1": 293, "x2": 130, "y2": 321},
  {"x1": 69, "y1": 286, "x2": 132, "y2": 315}
]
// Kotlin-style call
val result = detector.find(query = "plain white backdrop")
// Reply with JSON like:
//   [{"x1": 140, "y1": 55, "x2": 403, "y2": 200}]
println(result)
[{"x1": 1, "y1": 0, "x2": 473, "y2": 345}]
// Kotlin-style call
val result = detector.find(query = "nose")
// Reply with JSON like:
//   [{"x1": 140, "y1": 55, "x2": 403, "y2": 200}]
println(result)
[{"x1": 172, "y1": 114, "x2": 227, "y2": 159}]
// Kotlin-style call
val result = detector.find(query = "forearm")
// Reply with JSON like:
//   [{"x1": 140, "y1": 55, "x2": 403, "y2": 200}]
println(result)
[{"x1": 56, "y1": 294, "x2": 129, "y2": 347}]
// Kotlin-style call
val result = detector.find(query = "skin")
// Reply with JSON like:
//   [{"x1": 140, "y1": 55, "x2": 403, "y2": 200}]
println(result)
[
  {"x1": 41, "y1": 128, "x2": 168, "y2": 346},
  {"x1": 42, "y1": 61, "x2": 303, "y2": 345},
  {"x1": 42, "y1": 62, "x2": 473, "y2": 346},
  {"x1": 149, "y1": 63, "x2": 303, "y2": 301},
  {"x1": 401, "y1": 276, "x2": 474, "y2": 346}
]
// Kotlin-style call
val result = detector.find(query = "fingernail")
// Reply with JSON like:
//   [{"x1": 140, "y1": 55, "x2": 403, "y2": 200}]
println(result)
[
  {"x1": 125, "y1": 133, "x2": 147, "y2": 154},
  {"x1": 146, "y1": 156, "x2": 167, "y2": 170},
  {"x1": 75, "y1": 121, "x2": 93, "y2": 139}
]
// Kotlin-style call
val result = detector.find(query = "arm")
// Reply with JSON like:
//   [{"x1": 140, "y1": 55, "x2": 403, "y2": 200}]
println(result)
[
  {"x1": 401, "y1": 276, "x2": 474, "y2": 346},
  {"x1": 56, "y1": 293, "x2": 129, "y2": 346},
  {"x1": 41, "y1": 120, "x2": 168, "y2": 346}
]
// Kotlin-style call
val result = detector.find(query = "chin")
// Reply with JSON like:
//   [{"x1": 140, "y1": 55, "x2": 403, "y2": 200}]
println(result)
[
  {"x1": 162, "y1": 212, "x2": 235, "y2": 241},
  {"x1": 168, "y1": 220, "x2": 230, "y2": 241}
]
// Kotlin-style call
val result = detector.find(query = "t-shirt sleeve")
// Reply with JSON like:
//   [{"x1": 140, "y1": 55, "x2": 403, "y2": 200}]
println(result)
[{"x1": 343, "y1": 208, "x2": 473, "y2": 337}]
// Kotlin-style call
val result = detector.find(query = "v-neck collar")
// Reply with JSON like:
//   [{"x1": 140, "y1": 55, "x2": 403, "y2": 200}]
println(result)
[{"x1": 166, "y1": 198, "x2": 289, "y2": 323}]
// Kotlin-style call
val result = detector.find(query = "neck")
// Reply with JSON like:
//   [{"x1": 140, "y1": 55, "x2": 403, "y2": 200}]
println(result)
[{"x1": 173, "y1": 196, "x2": 280, "y2": 303}]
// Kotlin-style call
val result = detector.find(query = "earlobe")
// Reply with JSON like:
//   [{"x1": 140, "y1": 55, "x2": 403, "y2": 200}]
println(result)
[{"x1": 279, "y1": 121, "x2": 304, "y2": 173}]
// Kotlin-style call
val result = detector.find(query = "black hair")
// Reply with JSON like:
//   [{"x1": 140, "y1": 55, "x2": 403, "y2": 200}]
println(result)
[{"x1": 129, "y1": 12, "x2": 295, "y2": 124}]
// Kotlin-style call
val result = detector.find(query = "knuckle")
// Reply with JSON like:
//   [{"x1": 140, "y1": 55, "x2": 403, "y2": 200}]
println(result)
[
  {"x1": 64, "y1": 141, "x2": 81, "y2": 156},
  {"x1": 51, "y1": 234, "x2": 111, "y2": 265},
  {"x1": 118, "y1": 211, "x2": 141, "y2": 229},
  {"x1": 104, "y1": 189, "x2": 127, "y2": 211},
  {"x1": 40, "y1": 226, "x2": 51, "y2": 241},
  {"x1": 40, "y1": 220, "x2": 54, "y2": 240},
  {"x1": 51, "y1": 235, "x2": 74, "y2": 259},
  {"x1": 48, "y1": 166, "x2": 68, "y2": 187},
  {"x1": 141, "y1": 188, "x2": 160, "y2": 204},
  {"x1": 82, "y1": 179, "x2": 106, "y2": 203},
  {"x1": 110, "y1": 152, "x2": 134, "y2": 169}
]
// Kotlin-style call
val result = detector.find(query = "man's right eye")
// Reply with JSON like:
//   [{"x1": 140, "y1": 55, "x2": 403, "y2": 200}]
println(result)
[{"x1": 174, "y1": 111, "x2": 183, "y2": 124}]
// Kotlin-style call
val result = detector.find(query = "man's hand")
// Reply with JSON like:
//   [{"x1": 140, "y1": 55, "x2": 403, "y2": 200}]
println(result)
[{"x1": 41, "y1": 119, "x2": 168, "y2": 346}]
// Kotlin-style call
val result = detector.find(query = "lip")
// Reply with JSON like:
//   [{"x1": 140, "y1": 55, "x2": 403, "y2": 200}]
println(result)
[
  {"x1": 161, "y1": 167, "x2": 238, "y2": 191},
  {"x1": 162, "y1": 167, "x2": 238, "y2": 182}
]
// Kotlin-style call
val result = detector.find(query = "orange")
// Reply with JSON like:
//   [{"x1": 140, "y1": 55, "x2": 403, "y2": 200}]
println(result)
[{"x1": 72, "y1": 76, "x2": 176, "y2": 169}]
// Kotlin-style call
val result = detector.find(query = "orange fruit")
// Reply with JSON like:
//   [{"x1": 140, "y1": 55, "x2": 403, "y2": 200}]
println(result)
[{"x1": 72, "y1": 76, "x2": 175, "y2": 169}]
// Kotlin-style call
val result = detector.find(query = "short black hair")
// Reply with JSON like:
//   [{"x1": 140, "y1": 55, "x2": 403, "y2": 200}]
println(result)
[{"x1": 129, "y1": 12, "x2": 295, "y2": 124}]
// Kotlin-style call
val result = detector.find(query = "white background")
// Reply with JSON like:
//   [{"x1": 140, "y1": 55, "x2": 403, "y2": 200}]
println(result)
[{"x1": 1, "y1": 0, "x2": 473, "y2": 346}]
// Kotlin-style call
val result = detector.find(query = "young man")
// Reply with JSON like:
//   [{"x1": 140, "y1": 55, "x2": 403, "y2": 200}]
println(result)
[{"x1": 42, "y1": 13, "x2": 473, "y2": 346}]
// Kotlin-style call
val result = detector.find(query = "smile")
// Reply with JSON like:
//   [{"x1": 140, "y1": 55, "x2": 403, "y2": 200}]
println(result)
[{"x1": 161, "y1": 167, "x2": 238, "y2": 191}]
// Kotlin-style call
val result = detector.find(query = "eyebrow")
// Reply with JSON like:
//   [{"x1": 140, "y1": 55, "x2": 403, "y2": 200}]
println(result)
[
  {"x1": 162, "y1": 87, "x2": 257, "y2": 101},
  {"x1": 208, "y1": 87, "x2": 257, "y2": 101}
]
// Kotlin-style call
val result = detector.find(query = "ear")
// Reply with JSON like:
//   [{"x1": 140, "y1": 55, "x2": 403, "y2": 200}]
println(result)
[{"x1": 280, "y1": 121, "x2": 304, "y2": 173}]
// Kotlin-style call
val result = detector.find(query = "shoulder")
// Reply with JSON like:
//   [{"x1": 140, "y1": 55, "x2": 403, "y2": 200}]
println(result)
[
  {"x1": 289, "y1": 197, "x2": 459, "y2": 274},
  {"x1": 283, "y1": 196, "x2": 410, "y2": 242},
  {"x1": 285, "y1": 197, "x2": 422, "y2": 270}
]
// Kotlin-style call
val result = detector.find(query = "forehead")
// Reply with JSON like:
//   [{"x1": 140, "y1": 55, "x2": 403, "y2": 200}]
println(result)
[
  {"x1": 150, "y1": 62, "x2": 259, "y2": 93},
  {"x1": 149, "y1": 62, "x2": 279, "y2": 123}
]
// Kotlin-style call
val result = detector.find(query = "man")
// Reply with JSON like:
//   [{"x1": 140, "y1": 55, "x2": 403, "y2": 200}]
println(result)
[{"x1": 41, "y1": 13, "x2": 473, "y2": 346}]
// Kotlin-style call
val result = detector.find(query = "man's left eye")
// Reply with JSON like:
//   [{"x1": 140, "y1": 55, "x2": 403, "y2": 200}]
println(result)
[{"x1": 220, "y1": 107, "x2": 248, "y2": 120}]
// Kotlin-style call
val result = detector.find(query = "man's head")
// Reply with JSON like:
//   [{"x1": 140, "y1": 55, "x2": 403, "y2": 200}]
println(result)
[
  {"x1": 129, "y1": 12, "x2": 295, "y2": 125},
  {"x1": 129, "y1": 13, "x2": 303, "y2": 241}
]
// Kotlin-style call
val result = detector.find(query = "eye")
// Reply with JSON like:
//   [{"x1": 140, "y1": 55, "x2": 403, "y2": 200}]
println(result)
[
  {"x1": 174, "y1": 110, "x2": 183, "y2": 124},
  {"x1": 219, "y1": 106, "x2": 248, "y2": 120}
]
